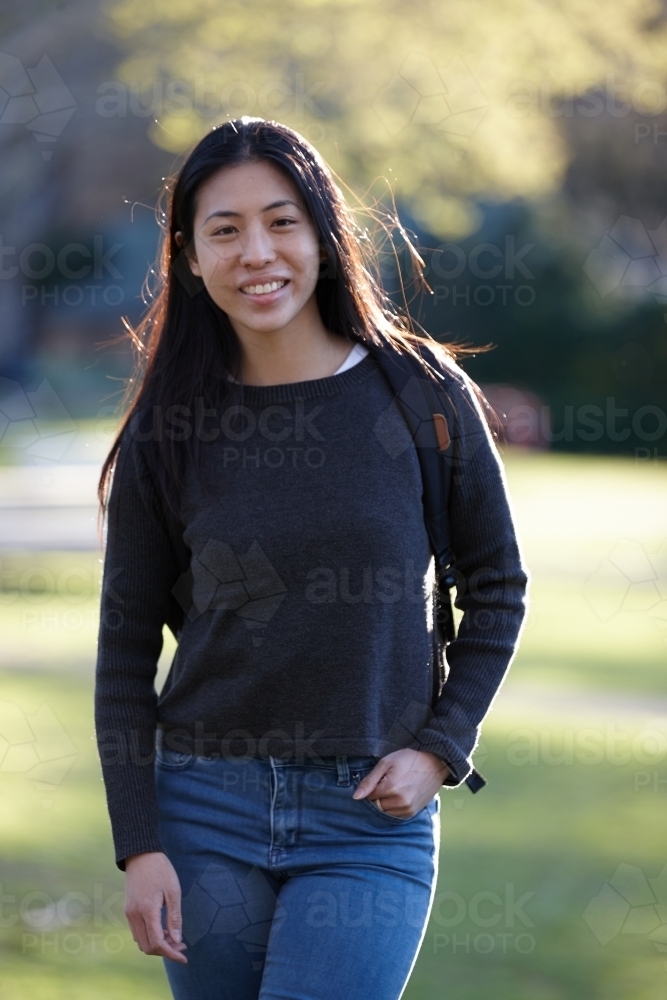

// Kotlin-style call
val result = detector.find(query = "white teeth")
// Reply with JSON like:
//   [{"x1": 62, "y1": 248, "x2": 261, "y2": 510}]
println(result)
[{"x1": 241, "y1": 280, "x2": 286, "y2": 295}]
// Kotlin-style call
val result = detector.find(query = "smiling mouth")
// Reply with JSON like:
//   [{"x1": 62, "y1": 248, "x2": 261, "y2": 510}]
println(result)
[{"x1": 240, "y1": 279, "x2": 288, "y2": 296}]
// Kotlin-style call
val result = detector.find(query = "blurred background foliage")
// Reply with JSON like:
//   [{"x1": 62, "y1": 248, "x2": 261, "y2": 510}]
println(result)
[
  {"x1": 2, "y1": 0, "x2": 667, "y2": 452},
  {"x1": 104, "y1": 0, "x2": 667, "y2": 455},
  {"x1": 105, "y1": 0, "x2": 667, "y2": 233}
]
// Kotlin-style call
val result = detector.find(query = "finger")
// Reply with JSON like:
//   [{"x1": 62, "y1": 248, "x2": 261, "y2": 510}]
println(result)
[
  {"x1": 165, "y1": 892, "x2": 185, "y2": 946},
  {"x1": 163, "y1": 940, "x2": 189, "y2": 962},
  {"x1": 146, "y1": 911, "x2": 188, "y2": 962},
  {"x1": 352, "y1": 762, "x2": 390, "y2": 799},
  {"x1": 130, "y1": 912, "x2": 151, "y2": 954},
  {"x1": 369, "y1": 775, "x2": 395, "y2": 798},
  {"x1": 165, "y1": 929, "x2": 188, "y2": 951}
]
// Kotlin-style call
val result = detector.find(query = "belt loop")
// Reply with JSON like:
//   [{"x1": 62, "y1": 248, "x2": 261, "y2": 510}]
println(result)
[{"x1": 336, "y1": 755, "x2": 350, "y2": 786}]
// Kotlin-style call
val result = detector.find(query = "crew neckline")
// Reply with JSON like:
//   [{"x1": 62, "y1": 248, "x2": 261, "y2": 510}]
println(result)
[
  {"x1": 225, "y1": 351, "x2": 377, "y2": 404},
  {"x1": 227, "y1": 341, "x2": 367, "y2": 381}
]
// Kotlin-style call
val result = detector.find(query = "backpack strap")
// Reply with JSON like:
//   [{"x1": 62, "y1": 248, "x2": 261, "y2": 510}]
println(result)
[
  {"x1": 365, "y1": 337, "x2": 487, "y2": 795},
  {"x1": 364, "y1": 337, "x2": 456, "y2": 573}
]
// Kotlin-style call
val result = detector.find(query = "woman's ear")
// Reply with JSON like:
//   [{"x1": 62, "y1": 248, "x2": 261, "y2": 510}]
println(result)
[
  {"x1": 319, "y1": 244, "x2": 334, "y2": 279},
  {"x1": 174, "y1": 230, "x2": 202, "y2": 277},
  {"x1": 187, "y1": 253, "x2": 202, "y2": 278}
]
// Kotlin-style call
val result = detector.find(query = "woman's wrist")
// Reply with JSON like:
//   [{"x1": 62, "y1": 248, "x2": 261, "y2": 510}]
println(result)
[{"x1": 417, "y1": 749, "x2": 452, "y2": 781}]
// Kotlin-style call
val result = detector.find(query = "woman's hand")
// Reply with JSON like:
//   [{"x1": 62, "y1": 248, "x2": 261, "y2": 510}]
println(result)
[
  {"x1": 124, "y1": 852, "x2": 188, "y2": 963},
  {"x1": 352, "y1": 748, "x2": 450, "y2": 817}
]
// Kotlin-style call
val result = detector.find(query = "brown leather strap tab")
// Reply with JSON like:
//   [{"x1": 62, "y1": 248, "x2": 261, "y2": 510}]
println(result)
[{"x1": 433, "y1": 412, "x2": 450, "y2": 452}]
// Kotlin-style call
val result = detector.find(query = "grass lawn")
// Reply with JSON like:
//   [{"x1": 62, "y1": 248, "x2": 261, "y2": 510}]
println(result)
[{"x1": 1, "y1": 449, "x2": 666, "y2": 998}]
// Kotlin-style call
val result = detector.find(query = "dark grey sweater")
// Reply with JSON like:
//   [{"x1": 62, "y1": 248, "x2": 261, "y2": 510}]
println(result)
[{"x1": 94, "y1": 351, "x2": 528, "y2": 871}]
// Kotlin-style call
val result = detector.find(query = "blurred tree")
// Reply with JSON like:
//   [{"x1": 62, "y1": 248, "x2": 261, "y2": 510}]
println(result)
[{"x1": 103, "y1": 0, "x2": 667, "y2": 238}]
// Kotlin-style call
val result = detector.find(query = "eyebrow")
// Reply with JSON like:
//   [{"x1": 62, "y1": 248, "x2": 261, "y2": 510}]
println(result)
[{"x1": 203, "y1": 200, "x2": 301, "y2": 223}]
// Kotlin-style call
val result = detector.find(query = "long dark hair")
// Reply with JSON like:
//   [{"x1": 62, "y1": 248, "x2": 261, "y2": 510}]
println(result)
[{"x1": 98, "y1": 116, "x2": 482, "y2": 515}]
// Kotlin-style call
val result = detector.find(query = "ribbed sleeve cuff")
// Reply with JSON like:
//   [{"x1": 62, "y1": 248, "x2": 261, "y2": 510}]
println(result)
[
  {"x1": 101, "y1": 767, "x2": 166, "y2": 872},
  {"x1": 113, "y1": 834, "x2": 166, "y2": 872},
  {"x1": 409, "y1": 727, "x2": 476, "y2": 789}
]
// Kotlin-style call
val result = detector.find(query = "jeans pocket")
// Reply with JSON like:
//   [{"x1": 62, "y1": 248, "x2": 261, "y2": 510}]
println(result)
[{"x1": 350, "y1": 767, "x2": 425, "y2": 824}]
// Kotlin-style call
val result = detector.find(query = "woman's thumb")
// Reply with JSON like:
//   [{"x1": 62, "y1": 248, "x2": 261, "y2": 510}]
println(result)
[{"x1": 352, "y1": 761, "x2": 390, "y2": 799}]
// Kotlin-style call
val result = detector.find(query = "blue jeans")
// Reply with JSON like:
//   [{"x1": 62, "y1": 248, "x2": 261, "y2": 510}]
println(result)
[{"x1": 154, "y1": 734, "x2": 441, "y2": 1000}]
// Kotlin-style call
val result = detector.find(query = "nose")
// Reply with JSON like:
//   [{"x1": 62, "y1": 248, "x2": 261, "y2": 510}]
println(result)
[{"x1": 238, "y1": 220, "x2": 277, "y2": 269}]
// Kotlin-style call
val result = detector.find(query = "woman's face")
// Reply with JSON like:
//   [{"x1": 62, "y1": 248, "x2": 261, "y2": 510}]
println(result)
[{"x1": 180, "y1": 159, "x2": 325, "y2": 339}]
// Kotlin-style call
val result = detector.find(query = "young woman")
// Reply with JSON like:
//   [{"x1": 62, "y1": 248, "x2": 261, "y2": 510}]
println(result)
[{"x1": 95, "y1": 116, "x2": 528, "y2": 1000}]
